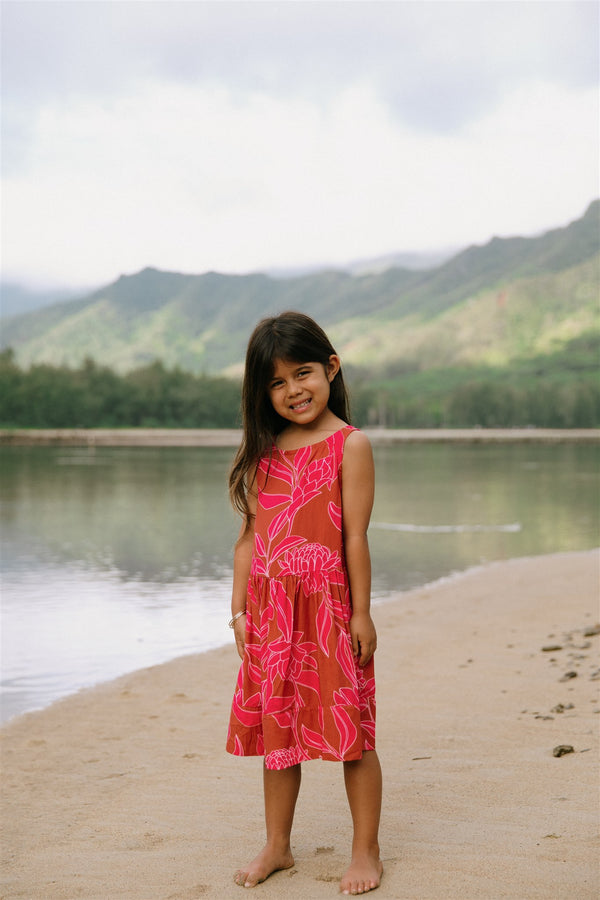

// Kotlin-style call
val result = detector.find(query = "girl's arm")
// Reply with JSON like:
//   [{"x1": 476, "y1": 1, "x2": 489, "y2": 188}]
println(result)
[
  {"x1": 341, "y1": 430, "x2": 377, "y2": 667},
  {"x1": 231, "y1": 477, "x2": 257, "y2": 660}
]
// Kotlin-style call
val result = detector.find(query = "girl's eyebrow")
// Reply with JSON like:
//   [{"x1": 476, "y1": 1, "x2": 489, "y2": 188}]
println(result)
[{"x1": 270, "y1": 362, "x2": 314, "y2": 381}]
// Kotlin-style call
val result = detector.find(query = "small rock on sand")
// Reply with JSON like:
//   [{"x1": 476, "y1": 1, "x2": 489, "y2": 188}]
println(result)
[{"x1": 553, "y1": 745, "x2": 575, "y2": 757}]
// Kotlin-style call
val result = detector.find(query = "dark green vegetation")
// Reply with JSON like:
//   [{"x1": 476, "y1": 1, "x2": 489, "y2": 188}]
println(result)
[
  {"x1": 0, "y1": 353, "x2": 240, "y2": 428},
  {"x1": 1, "y1": 201, "x2": 598, "y2": 427},
  {"x1": 1, "y1": 334, "x2": 598, "y2": 428}
]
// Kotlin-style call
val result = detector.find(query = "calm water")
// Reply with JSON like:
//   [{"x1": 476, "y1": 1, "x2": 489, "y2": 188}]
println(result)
[{"x1": 1, "y1": 442, "x2": 598, "y2": 722}]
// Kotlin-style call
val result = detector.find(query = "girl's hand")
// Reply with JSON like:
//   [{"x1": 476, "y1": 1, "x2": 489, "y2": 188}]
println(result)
[
  {"x1": 350, "y1": 612, "x2": 377, "y2": 666},
  {"x1": 233, "y1": 613, "x2": 247, "y2": 659}
]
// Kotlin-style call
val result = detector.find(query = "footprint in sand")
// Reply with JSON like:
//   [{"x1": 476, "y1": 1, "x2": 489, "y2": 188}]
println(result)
[{"x1": 166, "y1": 885, "x2": 209, "y2": 899}]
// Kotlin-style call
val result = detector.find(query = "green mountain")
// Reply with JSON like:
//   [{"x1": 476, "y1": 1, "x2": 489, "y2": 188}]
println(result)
[{"x1": 2, "y1": 200, "x2": 598, "y2": 376}]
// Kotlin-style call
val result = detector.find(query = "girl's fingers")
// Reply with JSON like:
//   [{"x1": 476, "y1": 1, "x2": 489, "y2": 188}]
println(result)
[
  {"x1": 358, "y1": 637, "x2": 376, "y2": 665},
  {"x1": 234, "y1": 620, "x2": 246, "y2": 659}
]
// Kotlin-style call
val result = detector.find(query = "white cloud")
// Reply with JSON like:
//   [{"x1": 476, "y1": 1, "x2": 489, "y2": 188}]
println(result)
[
  {"x1": 2, "y1": 74, "x2": 598, "y2": 287},
  {"x1": 2, "y1": 1, "x2": 598, "y2": 287}
]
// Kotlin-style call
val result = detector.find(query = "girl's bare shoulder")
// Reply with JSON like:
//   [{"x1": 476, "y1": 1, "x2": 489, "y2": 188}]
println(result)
[
  {"x1": 343, "y1": 429, "x2": 374, "y2": 478},
  {"x1": 344, "y1": 428, "x2": 373, "y2": 456}
]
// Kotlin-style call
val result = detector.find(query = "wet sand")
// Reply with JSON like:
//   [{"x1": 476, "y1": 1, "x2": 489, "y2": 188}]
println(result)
[{"x1": 1, "y1": 549, "x2": 598, "y2": 899}]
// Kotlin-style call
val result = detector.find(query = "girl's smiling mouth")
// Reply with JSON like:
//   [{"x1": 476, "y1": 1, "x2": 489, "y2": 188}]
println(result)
[{"x1": 291, "y1": 399, "x2": 312, "y2": 411}]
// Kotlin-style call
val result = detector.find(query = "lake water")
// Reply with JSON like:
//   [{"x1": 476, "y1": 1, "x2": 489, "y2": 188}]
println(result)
[{"x1": 1, "y1": 441, "x2": 598, "y2": 722}]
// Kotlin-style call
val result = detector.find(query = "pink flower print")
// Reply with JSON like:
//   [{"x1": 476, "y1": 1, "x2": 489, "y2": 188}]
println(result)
[
  {"x1": 328, "y1": 501, "x2": 342, "y2": 532},
  {"x1": 226, "y1": 425, "x2": 376, "y2": 767},
  {"x1": 267, "y1": 577, "x2": 294, "y2": 643},
  {"x1": 259, "y1": 454, "x2": 294, "y2": 486},
  {"x1": 263, "y1": 631, "x2": 320, "y2": 711},
  {"x1": 270, "y1": 535, "x2": 305, "y2": 565},
  {"x1": 250, "y1": 555, "x2": 267, "y2": 579},
  {"x1": 333, "y1": 685, "x2": 360, "y2": 708},
  {"x1": 265, "y1": 746, "x2": 306, "y2": 770},
  {"x1": 323, "y1": 581, "x2": 349, "y2": 622},
  {"x1": 301, "y1": 722, "x2": 338, "y2": 758},
  {"x1": 258, "y1": 456, "x2": 294, "y2": 512},
  {"x1": 267, "y1": 481, "x2": 321, "y2": 540},
  {"x1": 316, "y1": 598, "x2": 332, "y2": 656},
  {"x1": 230, "y1": 684, "x2": 263, "y2": 728},
  {"x1": 335, "y1": 629, "x2": 357, "y2": 682},
  {"x1": 279, "y1": 543, "x2": 342, "y2": 594},
  {"x1": 254, "y1": 532, "x2": 266, "y2": 559},
  {"x1": 356, "y1": 669, "x2": 376, "y2": 709},
  {"x1": 290, "y1": 444, "x2": 312, "y2": 471},
  {"x1": 332, "y1": 704, "x2": 358, "y2": 757},
  {"x1": 231, "y1": 734, "x2": 245, "y2": 756},
  {"x1": 266, "y1": 454, "x2": 338, "y2": 542},
  {"x1": 265, "y1": 630, "x2": 318, "y2": 685},
  {"x1": 259, "y1": 491, "x2": 291, "y2": 510},
  {"x1": 303, "y1": 454, "x2": 336, "y2": 493}
]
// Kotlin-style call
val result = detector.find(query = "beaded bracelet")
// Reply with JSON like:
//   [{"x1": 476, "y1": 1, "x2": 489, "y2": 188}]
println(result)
[{"x1": 228, "y1": 610, "x2": 247, "y2": 628}]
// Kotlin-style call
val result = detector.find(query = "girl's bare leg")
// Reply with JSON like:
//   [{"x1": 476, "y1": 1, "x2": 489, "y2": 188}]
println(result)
[
  {"x1": 341, "y1": 750, "x2": 383, "y2": 895},
  {"x1": 234, "y1": 763, "x2": 301, "y2": 888}
]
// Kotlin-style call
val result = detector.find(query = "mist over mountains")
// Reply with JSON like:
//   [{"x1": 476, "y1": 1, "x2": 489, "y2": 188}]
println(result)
[{"x1": 2, "y1": 200, "x2": 598, "y2": 377}]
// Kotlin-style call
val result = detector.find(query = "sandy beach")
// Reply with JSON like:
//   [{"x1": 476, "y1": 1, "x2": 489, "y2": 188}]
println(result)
[{"x1": 1, "y1": 549, "x2": 598, "y2": 900}]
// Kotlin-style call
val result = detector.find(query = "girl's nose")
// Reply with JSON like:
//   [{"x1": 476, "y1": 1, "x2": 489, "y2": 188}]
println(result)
[{"x1": 288, "y1": 380, "x2": 302, "y2": 396}]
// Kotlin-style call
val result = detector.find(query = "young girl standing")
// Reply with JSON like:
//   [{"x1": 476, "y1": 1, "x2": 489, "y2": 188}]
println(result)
[{"x1": 227, "y1": 312, "x2": 383, "y2": 895}]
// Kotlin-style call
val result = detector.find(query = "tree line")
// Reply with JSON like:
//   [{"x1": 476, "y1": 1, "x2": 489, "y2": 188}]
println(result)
[
  {"x1": 0, "y1": 348, "x2": 598, "y2": 429},
  {"x1": 356, "y1": 379, "x2": 600, "y2": 428},
  {"x1": 0, "y1": 351, "x2": 241, "y2": 428}
]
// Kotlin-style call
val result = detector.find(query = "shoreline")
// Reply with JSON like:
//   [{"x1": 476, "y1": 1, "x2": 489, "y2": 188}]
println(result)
[
  {"x1": 1, "y1": 550, "x2": 596, "y2": 728},
  {"x1": 1, "y1": 549, "x2": 598, "y2": 899},
  {"x1": 1, "y1": 426, "x2": 599, "y2": 446}
]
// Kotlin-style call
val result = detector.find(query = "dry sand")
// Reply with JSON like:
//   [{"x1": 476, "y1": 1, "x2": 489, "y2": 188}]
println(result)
[{"x1": 1, "y1": 550, "x2": 598, "y2": 900}]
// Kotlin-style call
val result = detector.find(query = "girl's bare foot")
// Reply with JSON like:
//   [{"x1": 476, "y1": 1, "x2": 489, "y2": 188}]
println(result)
[
  {"x1": 340, "y1": 852, "x2": 383, "y2": 895},
  {"x1": 233, "y1": 844, "x2": 295, "y2": 888}
]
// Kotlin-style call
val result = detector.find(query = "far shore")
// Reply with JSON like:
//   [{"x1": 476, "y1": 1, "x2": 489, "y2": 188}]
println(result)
[{"x1": 1, "y1": 427, "x2": 599, "y2": 447}]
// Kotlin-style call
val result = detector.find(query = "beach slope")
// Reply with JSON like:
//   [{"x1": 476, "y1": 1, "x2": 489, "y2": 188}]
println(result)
[{"x1": 1, "y1": 550, "x2": 598, "y2": 899}]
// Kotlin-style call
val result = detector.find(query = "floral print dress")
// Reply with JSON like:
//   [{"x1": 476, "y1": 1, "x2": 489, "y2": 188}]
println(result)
[{"x1": 227, "y1": 425, "x2": 376, "y2": 770}]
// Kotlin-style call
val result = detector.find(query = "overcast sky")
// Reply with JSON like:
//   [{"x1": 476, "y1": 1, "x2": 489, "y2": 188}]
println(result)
[{"x1": 2, "y1": 0, "x2": 598, "y2": 289}]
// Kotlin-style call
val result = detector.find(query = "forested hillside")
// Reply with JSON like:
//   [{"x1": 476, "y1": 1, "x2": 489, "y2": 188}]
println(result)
[{"x1": 1, "y1": 201, "x2": 598, "y2": 428}]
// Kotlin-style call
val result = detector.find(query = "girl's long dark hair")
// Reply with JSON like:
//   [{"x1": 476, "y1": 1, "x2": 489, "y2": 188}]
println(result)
[{"x1": 229, "y1": 311, "x2": 351, "y2": 523}]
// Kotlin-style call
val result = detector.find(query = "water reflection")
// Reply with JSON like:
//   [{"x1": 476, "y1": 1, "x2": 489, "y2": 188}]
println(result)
[
  {"x1": 2, "y1": 446, "x2": 239, "y2": 580},
  {"x1": 369, "y1": 443, "x2": 598, "y2": 591}
]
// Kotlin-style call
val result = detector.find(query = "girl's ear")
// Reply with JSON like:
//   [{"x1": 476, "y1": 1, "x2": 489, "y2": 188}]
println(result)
[{"x1": 326, "y1": 354, "x2": 341, "y2": 382}]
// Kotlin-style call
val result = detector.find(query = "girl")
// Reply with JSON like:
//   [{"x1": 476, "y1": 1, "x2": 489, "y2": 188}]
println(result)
[{"x1": 226, "y1": 312, "x2": 383, "y2": 895}]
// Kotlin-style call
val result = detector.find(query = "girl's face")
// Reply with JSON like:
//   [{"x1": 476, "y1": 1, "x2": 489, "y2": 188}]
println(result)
[{"x1": 268, "y1": 356, "x2": 340, "y2": 429}]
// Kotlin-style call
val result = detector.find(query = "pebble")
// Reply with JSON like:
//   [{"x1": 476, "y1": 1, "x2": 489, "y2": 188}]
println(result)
[
  {"x1": 583, "y1": 624, "x2": 600, "y2": 637},
  {"x1": 559, "y1": 671, "x2": 578, "y2": 682},
  {"x1": 541, "y1": 644, "x2": 563, "y2": 652},
  {"x1": 553, "y1": 745, "x2": 575, "y2": 757},
  {"x1": 551, "y1": 703, "x2": 575, "y2": 714}
]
